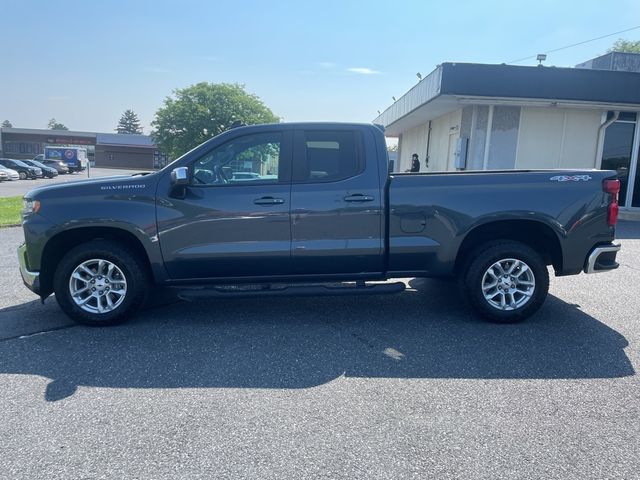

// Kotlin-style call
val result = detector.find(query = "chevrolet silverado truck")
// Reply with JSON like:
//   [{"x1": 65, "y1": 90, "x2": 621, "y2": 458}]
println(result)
[{"x1": 18, "y1": 123, "x2": 621, "y2": 326}]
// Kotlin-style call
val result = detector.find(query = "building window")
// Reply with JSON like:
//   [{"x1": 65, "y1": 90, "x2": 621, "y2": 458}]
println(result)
[
  {"x1": 5, "y1": 142, "x2": 19, "y2": 154},
  {"x1": 3, "y1": 141, "x2": 43, "y2": 155},
  {"x1": 468, "y1": 106, "x2": 489, "y2": 170},
  {"x1": 607, "y1": 111, "x2": 637, "y2": 122},
  {"x1": 601, "y1": 114, "x2": 638, "y2": 208},
  {"x1": 487, "y1": 106, "x2": 520, "y2": 170}
]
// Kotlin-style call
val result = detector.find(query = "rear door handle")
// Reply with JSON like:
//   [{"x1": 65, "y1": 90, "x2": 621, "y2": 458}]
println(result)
[
  {"x1": 344, "y1": 194, "x2": 374, "y2": 202},
  {"x1": 254, "y1": 196, "x2": 285, "y2": 205}
]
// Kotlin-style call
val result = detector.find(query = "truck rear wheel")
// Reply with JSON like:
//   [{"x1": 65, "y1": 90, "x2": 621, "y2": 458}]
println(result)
[
  {"x1": 461, "y1": 241, "x2": 549, "y2": 323},
  {"x1": 53, "y1": 240, "x2": 148, "y2": 326}
]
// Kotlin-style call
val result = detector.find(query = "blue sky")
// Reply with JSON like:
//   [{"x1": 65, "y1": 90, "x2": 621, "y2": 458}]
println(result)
[{"x1": 1, "y1": 0, "x2": 639, "y2": 133}]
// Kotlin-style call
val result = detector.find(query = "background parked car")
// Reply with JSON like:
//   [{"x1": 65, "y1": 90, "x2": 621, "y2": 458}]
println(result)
[
  {"x1": 0, "y1": 164, "x2": 21, "y2": 181},
  {"x1": 21, "y1": 159, "x2": 58, "y2": 178},
  {"x1": 37, "y1": 158, "x2": 70, "y2": 174},
  {"x1": 0, "y1": 158, "x2": 41, "y2": 179},
  {"x1": 0, "y1": 170, "x2": 8, "y2": 181}
]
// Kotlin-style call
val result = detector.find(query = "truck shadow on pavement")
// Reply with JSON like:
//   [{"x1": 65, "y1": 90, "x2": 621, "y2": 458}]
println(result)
[{"x1": 0, "y1": 278, "x2": 634, "y2": 402}]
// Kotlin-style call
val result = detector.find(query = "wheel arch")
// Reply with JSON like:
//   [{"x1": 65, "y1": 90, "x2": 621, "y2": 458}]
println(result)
[
  {"x1": 455, "y1": 219, "x2": 563, "y2": 275},
  {"x1": 39, "y1": 226, "x2": 155, "y2": 298}
]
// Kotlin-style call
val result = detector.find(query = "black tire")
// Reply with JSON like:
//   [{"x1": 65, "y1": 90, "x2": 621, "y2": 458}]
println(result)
[
  {"x1": 53, "y1": 240, "x2": 149, "y2": 326},
  {"x1": 19, "y1": 171, "x2": 27, "y2": 180},
  {"x1": 461, "y1": 241, "x2": 549, "y2": 323}
]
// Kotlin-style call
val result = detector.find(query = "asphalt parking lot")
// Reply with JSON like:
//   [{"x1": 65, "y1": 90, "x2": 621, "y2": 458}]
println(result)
[
  {"x1": 0, "y1": 168, "x2": 150, "y2": 198},
  {"x1": 0, "y1": 223, "x2": 638, "y2": 479}
]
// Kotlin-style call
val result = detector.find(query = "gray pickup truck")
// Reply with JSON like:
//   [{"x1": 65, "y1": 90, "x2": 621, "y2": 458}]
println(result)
[{"x1": 18, "y1": 123, "x2": 621, "y2": 326}]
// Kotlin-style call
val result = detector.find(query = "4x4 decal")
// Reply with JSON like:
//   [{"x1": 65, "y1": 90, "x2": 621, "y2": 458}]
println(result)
[{"x1": 550, "y1": 175, "x2": 592, "y2": 182}]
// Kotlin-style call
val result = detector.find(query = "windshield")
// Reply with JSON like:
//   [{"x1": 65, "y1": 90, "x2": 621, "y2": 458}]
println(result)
[
  {"x1": 9, "y1": 159, "x2": 29, "y2": 168},
  {"x1": 27, "y1": 160, "x2": 47, "y2": 169}
]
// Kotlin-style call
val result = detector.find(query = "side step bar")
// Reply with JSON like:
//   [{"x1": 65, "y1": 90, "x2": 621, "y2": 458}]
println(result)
[{"x1": 177, "y1": 281, "x2": 406, "y2": 301}]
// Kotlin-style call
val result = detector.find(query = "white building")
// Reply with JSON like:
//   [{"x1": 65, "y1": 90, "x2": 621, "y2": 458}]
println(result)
[{"x1": 374, "y1": 54, "x2": 640, "y2": 211}]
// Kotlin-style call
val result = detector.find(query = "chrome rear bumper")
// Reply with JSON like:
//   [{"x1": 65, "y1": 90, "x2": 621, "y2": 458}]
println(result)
[{"x1": 584, "y1": 243, "x2": 621, "y2": 274}]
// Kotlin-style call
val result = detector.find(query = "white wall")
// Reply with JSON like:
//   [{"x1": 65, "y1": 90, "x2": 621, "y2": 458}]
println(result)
[
  {"x1": 398, "y1": 106, "x2": 603, "y2": 173},
  {"x1": 397, "y1": 110, "x2": 463, "y2": 172},
  {"x1": 398, "y1": 123, "x2": 429, "y2": 172},
  {"x1": 515, "y1": 108, "x2": 602, "y2": 169}
]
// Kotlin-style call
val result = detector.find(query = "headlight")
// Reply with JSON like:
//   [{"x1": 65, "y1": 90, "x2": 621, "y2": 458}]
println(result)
[{"x1": 23, "y1": 198, "x2": 41, "y2": 214}]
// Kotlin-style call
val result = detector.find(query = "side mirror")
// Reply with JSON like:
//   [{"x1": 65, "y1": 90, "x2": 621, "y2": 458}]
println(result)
[
  {"x1": 169, "y1": 166, "x2": 189, "y2": 199},
  {"x1": 170, "y1": 166, "x2": 189, "y2": 186}
]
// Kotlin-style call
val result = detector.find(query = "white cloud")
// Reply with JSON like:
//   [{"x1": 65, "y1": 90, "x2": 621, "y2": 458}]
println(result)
[
  {"x1": 318, "y1": 61, "x2": 336, "y2": 68},
  {"x1": 347, "y1": 67, "x2": 381, "y2": 75}
]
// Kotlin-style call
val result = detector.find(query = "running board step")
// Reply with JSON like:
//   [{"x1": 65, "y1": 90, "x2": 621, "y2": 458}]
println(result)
[{"x1": 176, "y1": 281, "x2": 406, "y2": 301}]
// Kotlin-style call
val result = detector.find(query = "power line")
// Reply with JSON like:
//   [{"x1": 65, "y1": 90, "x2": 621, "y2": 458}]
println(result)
[{"x1": 507, "y1": 25, "x2": 640, "y2": 64}]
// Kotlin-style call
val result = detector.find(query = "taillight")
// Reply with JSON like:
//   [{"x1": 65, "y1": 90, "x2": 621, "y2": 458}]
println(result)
[
  {"x1": 603, "y1": 179, "x2": 620, "y2": 196},
  {"x1": 603, "y1": 178, "x2": 620, "y2": 227}
]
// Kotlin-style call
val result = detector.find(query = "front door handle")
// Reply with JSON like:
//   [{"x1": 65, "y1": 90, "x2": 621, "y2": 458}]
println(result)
[
  {"x1": 344, "y1": 194, "x2": 374, "y2": 202},
  {"x1": 254, "y1": 196, "x2": 285, "y2": 205}
]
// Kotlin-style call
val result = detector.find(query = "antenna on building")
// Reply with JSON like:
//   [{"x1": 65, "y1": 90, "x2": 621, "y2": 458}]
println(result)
[
  {"x1": 416, "y1": 72, "x2": 422, "y2": 80},
  {"x1": 536, "y1": 53, "x2": 547, "y2": 66},
  {"x1": 392, "y1": 96, "x2": 397, "y2": 102}
]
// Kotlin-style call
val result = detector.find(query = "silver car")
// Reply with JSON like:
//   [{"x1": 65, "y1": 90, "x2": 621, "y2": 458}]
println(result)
[{"x1": 0, "y1": 165, "x2": 20, "y2": 181}]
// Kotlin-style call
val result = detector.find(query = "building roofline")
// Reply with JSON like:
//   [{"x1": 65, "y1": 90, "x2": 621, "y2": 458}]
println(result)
[
  {"x1": 374, "y1": 62, "x2": 640, "y2": 128},
  {"x1": 0, "y1": 127, "x2": 97, "y2": 137},
  {"x1": 96, "y1": 132, "x2": 155, "y2": 147},
  {"x1": 0, "y1": 127, "x2": 156, "y2": 147},
  {"x1": 95, "y1": 142, "x2": 156, "y2": 148}
]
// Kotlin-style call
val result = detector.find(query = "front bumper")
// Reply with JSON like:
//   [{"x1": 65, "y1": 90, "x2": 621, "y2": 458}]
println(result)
[
  {"x1": 18, "y1": 243, "x2": 40, "y2": 294},
  {"x1": 584, "y1": 243, "x2": 621, "y2": 274}
]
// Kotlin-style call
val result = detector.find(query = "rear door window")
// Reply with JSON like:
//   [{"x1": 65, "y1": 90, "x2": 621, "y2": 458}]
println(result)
[{"x1": 293, "y1": 130, "x2": 364, "y2": 183}]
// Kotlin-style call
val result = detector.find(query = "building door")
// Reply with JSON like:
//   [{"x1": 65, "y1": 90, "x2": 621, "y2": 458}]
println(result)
[
  {"x1": 447, "y1": 131, "x2": 459, "y2": 171},
  {"x1": 601, "y1": 112, "x2": 640, "y2": 208}
]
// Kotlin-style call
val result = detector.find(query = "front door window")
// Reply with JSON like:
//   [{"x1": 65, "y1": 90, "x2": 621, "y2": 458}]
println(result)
[{"x1": 192, "y1": 132, "x2": 282, "y2": 185}]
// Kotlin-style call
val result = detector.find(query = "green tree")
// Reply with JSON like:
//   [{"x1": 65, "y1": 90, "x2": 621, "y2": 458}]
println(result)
[
  {"x1": 116, "y1": 109, "x2": 143, "y2": 134},
  {"x1": 1, "y1": 120, "x2": 12, "y2": 128},
  {"x1": 47, "y1": 118, "x2": 69, "y2": 130},
  {"x1": 608, "y1": 38, "x2": 640, "y2": 53},
  {"x1": 151, "y1": 82, "x2": 279, "y2": 160}
]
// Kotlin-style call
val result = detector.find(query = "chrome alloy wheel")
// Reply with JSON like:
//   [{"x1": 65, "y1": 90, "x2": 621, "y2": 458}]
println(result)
[
  {"x1": 68, "y1": 259, "x2": 127, "y2": 314},
  {"x1": 481, "y1": 258, "x2": 535, "y2": 311}
]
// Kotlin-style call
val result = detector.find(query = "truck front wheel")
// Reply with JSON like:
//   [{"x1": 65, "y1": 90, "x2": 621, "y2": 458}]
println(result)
[
  {"x1": 53, "y1": 240, "x2": 148, "y2": 326},
  {"x1": 462, "y1": 241, "x2": 549, "y2": 323}
]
